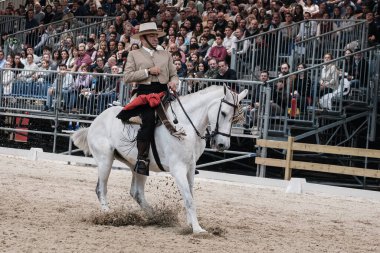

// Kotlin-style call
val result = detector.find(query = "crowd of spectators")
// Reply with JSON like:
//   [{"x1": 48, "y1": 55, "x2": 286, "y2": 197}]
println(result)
[{"x1": 0, "y1": 0, "x2": 379, "y2": 115}]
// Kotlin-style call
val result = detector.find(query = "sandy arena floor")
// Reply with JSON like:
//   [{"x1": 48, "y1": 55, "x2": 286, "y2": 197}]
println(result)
[{"x1": 1, "y1": 155, "x2": 380, "y2": 253}]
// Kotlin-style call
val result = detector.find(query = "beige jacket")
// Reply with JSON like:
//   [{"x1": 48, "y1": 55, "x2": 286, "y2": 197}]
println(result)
[{"x1": 124, "y1": 48, "x2": 178, "y2": 86}]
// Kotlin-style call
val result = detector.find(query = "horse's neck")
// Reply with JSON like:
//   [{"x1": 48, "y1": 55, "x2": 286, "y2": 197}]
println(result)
[{"x1": 174, "y1": 87, "x2": 224, "y2": 134}]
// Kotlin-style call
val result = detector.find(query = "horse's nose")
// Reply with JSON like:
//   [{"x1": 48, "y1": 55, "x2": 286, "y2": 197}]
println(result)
[{"x1": 217, "y1": 143, "x2": 225, "y2": 149}]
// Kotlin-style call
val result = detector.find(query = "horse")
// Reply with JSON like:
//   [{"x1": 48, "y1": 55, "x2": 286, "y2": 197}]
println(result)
[{"x1": 72, "y1": 85, "x2": 248, "y2": 233}]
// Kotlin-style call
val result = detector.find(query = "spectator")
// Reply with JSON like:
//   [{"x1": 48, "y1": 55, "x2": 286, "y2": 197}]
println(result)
[
  {"x1": 2, "y1": 61, "x2": 14, "y2": 95},
  {"x1": 201, "y1": 25, "x2": 216, "y2": 46},
  {"x1": 174, "y1": 59, "x2": 187, "y2": 78},
  {"x1": 17, "y1": 54, "x2": 39, "y2": 82},
  {"x1": 279, "y1": 13, "x2": 298, "y2": 55},
  {"x1": 50, "y1": 50, "x2": 60, "y2": 70},
  {"x1": 292, "y1": 63, "x2": 312, "y2": 112},
  {"x1": 198, "y1": 35, "x2": 211, "y2": 58},
  {"x1": 195, "y1": 61, "x2": 207, "y2": 78},
  {"x1": 235, "y1": 27, "x2": 250, "y2": 56},
  {"x1": 45, "y1": 63, "x2": 74, "y2": 111},
  {"x1": 0, "y1": 50, "x2": 5, "y2": 69},
  {"x1": 214, "y1": 12, "x2": 228, "y2": 34},
  {"x1": 223, "y1": 26, "x2": 237, "y2": 60},
  {"x1": 244, "y1": 70, "x2": 270, "y2": 129},
  {"x1": 177, "y1": 35, "x2": 188, "y2": 54},
  {"x1": 91, "y1": 57, "x2": 105, "y2": 71},
  {"x1": 32, "y1": 59, "x2": 53, "y2": 84},
  {"x1": 341, "y1": 5, "x2": 357, "y2": 46},
  {"x1": 72, "y1": 44, "x2": 92, "y2": 72},
  {"x1": 168, "y1": 43, "x2": 187, "y2": 63},
  {"x1": 331, "y1": 6, "x2": 342, "y2": 24},
  {"x1": 348, "y1": 51, "x2": 369, "y2": 89},
  {"x1": 51, "y1": 4, "x2": 64, "y2": 23},
  {"x1": 296, "y1": 12, "x2": 317, "y2": 41},
  {"x1": 107, "y1": 40, "x2": 118, "y2": 58},
  {"x1": 206, "y1": 34, "x2": 227, "y2": 62},
  {"x1": 292, "y1": 4, "x2": 305, "y2": 22},
  {"x1": 60, "y1": 49, "x2": 70, "y2": 67},
  {"x1": 204, "y1": 57, "x2": 219, "y2": 79},
  {"x1": 303, "y1": 0, "x2": 319, "y2": 17},
  {"x1": 86, "y1": 38, "x2": 97, "y2": 60},
  {"x1": 71, "y1": 65, "x2": 92, "y2": 112},
  {"x1": 246, "y1": 19, "x2": 261, "y2": 37},
  {"x1": 25, "y1": 9, "x2": 39, "y2": 46},
  {"x1": 271, "y1": 12, "x2": 282, "y2": 28},
  {"x1": 98, "y1": 65, "x2": 120, "y2": 112},
  {"x1": 13, "y1": 54, "x2": 25, "y2": 70},
  {"x1": 104, "y1": 56, "x2": 118, "y2": 73},
  {"x1": 366, "y1": 11, "x2": 379, "y2": 46},
  {"x1": 67, "y1": 47, "x2": 79, "y2": 70},
  {"x1": 319, "y1": 53, "x2": 339, "y2": 96},
  {"x1": 86, "y1": 67, "x2": 104, "y2": 114},
  {"x1": 193, "y1": 22, "x2": 203, "y2": 40},
  {"x1": 215, "y1": 60, "x2": 238, "y2": 91},
  {"x1": 270, "y1": 62, "x2": 292, "y2": 115},
  {"x1": 188, "y1": 8, "x2": 203, "y2": 30},
  {"x1": 34, "y1": 25, "x2": 56, "y2": 55},
  {"x1": 33, "y1": 2, "x2": 45, "y2": 24}
]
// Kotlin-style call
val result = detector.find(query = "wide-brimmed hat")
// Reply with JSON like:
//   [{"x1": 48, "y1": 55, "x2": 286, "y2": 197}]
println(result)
[{"x1": 131, "y1": 22, "x2": 166, "y2": 40}]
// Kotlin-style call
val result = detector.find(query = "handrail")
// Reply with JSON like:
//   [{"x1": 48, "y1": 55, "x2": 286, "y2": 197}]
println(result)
[
  {"x1": 46, "y1": 17, "x2": 116, "y2": 40},
  {"x1": 266, "y1": 45, "x2": 379, "y2": 84},
  {"x1": 7, "y1": 16, "x2": 115, "y2": 38}
]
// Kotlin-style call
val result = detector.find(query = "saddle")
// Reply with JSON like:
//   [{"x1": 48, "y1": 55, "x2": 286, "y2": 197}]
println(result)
[{"x1": 117, "y1": 92, "x2": 186, "y2": 140}]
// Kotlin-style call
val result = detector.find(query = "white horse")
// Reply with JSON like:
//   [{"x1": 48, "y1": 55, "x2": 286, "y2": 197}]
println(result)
[{"x1": 72, "y1": 85, "x2": 248, "y2": 233}]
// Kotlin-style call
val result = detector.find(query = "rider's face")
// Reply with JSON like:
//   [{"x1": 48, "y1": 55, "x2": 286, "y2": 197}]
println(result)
[{"x1": 142, "y1": 33, "x2": 158, "y2": 48}]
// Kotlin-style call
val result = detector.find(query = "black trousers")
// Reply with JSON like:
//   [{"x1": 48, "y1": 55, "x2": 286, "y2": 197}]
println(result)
[{"x1": 136, "y1": 83, "x2": 168, "y2": 142}]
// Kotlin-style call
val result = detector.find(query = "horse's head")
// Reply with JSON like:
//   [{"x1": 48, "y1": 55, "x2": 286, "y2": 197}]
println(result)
[{"x1": 209, "y1": 85, "x2": 248, "y2": 151}]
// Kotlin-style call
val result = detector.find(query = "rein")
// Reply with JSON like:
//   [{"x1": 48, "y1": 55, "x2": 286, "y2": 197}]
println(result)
[{"x1": 172, "y1": 90, "x2": 239, "y2": 140}]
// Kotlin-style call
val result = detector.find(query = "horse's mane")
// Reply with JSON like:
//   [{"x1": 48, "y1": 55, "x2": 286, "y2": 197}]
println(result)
[{"x1": 180, "y1": 85, "x2": 223, "y2": 101}]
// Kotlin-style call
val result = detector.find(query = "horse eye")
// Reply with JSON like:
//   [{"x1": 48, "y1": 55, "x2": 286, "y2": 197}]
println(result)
[{"x1": 221, "y1": 111, "x2": 226, "y2": 117}]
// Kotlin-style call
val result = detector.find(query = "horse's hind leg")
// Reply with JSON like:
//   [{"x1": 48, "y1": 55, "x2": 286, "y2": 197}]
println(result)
[
  {"x1": 93, "y1": 148, "x2": 114, "y2": 211},
  {"x1": 130, "y1": 173, "x2": 152, "y2": 212}
]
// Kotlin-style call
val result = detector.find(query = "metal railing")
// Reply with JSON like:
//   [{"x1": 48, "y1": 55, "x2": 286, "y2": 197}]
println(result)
[
  {"x1": 3, "y1": 16, "x2": 116, "y2": 55},
  {"x1": 0, "y1": 0, "x2": 24, "y2": 10},
  {"x1": 0, "y1": 15, "x2": 25, "y2": 35},
  {"x1": 233, "y1": 19, "x2": 368, "y2": 80}
]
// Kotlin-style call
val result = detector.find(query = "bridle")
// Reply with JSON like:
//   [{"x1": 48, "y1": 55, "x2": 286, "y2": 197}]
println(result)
[{"x1": 174, "y1": 89, "x2": 242, "y2": 141}]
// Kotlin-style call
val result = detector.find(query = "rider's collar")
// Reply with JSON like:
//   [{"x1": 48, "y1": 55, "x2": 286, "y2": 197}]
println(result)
[{"x1": 142, "y1": 46, "x2": 155, "y2": 56}]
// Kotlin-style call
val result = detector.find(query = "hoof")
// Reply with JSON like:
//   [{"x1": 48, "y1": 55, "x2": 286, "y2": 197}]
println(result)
[
  {"x1": 101, "y1": 205, "x2": 110, "y2": 212},
  {"x1": 193, "y1": 228, "x2": 207, "y2": 234}
]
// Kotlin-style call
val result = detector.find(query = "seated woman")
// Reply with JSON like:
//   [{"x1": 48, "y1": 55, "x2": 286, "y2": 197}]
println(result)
[
  {"x1": 70, "y1": 65, "x2": 92, "y2": 112},
  {"x1": 318, "y1": 53, "x2": 348, "y2": 110},
  {"x1": 97, "y1": 65, "x2": 120, "y2": 113},
  {"x1": 2, "y1": 61, "x2": 15, "y2": 96},
  {"x1": 292, "y1": 63, "x2": 312, "y2": 113}
]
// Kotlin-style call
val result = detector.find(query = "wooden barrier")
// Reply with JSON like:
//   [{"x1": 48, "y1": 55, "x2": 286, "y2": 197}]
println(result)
[{"x1": 256, "y1": 137, "x2": 380, "y2": 180}]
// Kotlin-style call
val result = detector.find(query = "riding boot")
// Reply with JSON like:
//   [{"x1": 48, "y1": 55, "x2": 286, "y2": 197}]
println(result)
[{"x1": 134, "y1": 141, "x2": 150, "y2": 176}]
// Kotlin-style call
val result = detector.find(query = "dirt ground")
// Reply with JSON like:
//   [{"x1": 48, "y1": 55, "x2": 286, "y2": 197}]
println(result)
[{"x1": 1, "y1": 155, "x2": 380, "y2": 253}]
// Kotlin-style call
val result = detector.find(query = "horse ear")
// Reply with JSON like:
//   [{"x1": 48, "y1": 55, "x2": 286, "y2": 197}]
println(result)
[{"x1": 238, "y1": 89, "x2": 249, "y2": 102}]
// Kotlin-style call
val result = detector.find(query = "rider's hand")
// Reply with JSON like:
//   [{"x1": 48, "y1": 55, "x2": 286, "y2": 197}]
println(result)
[
  {"x1": 168, "y1": 81, "x2": 177, "y2": 92},
  {"x1": 149, "y1": 66, "x2": 160, "y2": 76}
]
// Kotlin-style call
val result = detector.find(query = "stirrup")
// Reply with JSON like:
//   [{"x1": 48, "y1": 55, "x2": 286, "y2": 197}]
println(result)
[{"x1": 134, "y1": 159, "x2": 150, "y2": 176}]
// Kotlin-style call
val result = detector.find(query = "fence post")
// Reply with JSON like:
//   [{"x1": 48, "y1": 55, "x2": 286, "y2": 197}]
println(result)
[
  {"x1": 284, "y1": 136, "x2": 294, "y2": 180},
  {"x1": 257, "y1": 85, "x2": 271, "y2": 177}
]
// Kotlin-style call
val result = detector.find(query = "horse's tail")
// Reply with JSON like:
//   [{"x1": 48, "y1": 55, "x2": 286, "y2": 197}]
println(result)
[{"x1": 72, "y1": 128, "x2": 91, "y2": 156}]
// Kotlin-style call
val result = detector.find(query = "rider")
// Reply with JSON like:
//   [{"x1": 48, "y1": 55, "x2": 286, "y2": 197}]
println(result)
[{"x1": 117, "y1": 22, "x2": 178, "y2": 176}]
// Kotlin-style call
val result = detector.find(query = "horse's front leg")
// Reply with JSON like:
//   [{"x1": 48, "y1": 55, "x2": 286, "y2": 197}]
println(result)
[
  {"x1": 130, "y1": 172, "x2": 153, "y2": 213},
  {"x1": 94, "y1": 152, "x2": 114, "y2": 211},
  {"x1": 172, "y1": 163, "x2": 206, "y2": 234}
]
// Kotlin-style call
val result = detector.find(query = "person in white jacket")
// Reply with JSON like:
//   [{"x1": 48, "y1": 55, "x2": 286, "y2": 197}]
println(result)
[{"x1": 2, "y1": 61, "x2": 15, "y2": 95}]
